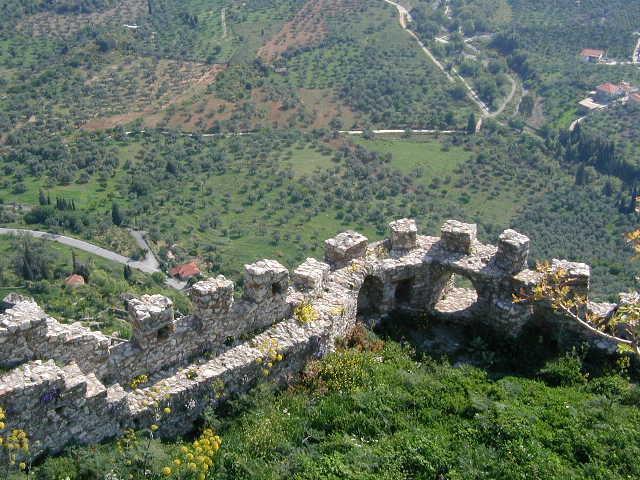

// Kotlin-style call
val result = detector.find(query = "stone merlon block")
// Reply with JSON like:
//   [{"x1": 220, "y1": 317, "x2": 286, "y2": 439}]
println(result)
[
  {"x1": 389, "y1": 218, "x2": 418, "y2": 251},
  {"x1": 440, "y1": 220, "x2": 477, "y2": 254},
  {"x1": 243, "y1": 259, "x2": 289, "y2": 303},
  {"x1": 496, "y1": 229, "x2": 530, "y2": 274},
  {"x1": 0, "y1": 297, "x2": 47, "y2": 333},
  {"x1": 293, "y1": 258, "x2": 330, "y2": 293},
  {"x1": 324, "y1": 230, "x2": 368, "y2": 268},
  {"x1": 551, "y1": 259, "x2": 591, "y2": 296},
  {"x1": 127, "y1": 295, "x2": 174, "y2": 347},
  {"x1": 190, "y1": 275, "x2": 235, "y2": 318}
]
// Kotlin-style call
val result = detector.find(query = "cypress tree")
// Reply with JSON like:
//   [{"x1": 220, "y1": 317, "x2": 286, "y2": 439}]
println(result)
[{"x1": 112, "y1": 202, "x2": 123, "y2": 226}]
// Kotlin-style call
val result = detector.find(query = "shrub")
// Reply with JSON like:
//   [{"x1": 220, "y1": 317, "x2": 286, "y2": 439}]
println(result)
[{"x1": 538, "y1": 350, "x2": 588, "y2": 387}]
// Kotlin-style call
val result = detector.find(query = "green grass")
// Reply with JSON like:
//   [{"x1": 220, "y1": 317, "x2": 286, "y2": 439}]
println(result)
[
  {"x1": 24, "y1": 330, "x2": 640, "y2": 480},
  {"x1": 355, "y1": 137, "x2": 471, "y2": 177}
]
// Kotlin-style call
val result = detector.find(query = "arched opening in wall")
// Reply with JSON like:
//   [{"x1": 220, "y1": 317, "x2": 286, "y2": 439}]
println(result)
[
  {"x1": 357, "y1": 276, "x2": 384, "y2": 317},
  {"x1": 394, "y1": 278, "x2": 414, "y2": 308},
  {"x1": 433, "y1": 273, "x2": 479, "y2": 316}
]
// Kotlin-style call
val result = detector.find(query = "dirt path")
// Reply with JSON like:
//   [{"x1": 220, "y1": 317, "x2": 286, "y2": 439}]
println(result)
[
  {"x1": 382, "y1": 0, "x2": 515, "y2": 120},
  {"x1": 221, "y1": 8, "x2": 227, "y2": 39},
  {"x1": 491, "y1": 72, "x2": 517, "y2": 117}
]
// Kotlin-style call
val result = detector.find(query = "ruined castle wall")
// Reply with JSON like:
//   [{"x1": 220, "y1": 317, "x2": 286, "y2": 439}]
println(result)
[{"x1": 0, "y1": 218, "x2": 635, "y2": 458}]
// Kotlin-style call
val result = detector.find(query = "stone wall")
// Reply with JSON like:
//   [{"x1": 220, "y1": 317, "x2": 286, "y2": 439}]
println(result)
[{"x1": 0, "y1": 218, "x2": 635, "y2": 457}]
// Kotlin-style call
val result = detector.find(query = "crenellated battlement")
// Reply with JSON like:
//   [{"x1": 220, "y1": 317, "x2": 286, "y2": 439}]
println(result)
[{"x1": 0, "y1": 218, "x2": 636, "y2": 457}]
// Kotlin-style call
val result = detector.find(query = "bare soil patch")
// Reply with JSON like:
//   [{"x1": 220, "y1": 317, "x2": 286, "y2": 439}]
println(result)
[{"x1": 258, "y1": 0, "x2": 361, "y2": 63}]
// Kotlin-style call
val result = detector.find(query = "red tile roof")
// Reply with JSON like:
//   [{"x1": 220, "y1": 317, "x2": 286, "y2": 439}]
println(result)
[
  {"x1": 169, "y1": 261, "x2": 201, "y2": 279},
  {"x1": 580, "y1": 48, "x2": 604, "y2": 58},
  {"x1": 64, "y1": 274, "x2": 85, "y2": 287},
  {"x1": 597, "y1": 82, "x2": 622, "y2": 94}
]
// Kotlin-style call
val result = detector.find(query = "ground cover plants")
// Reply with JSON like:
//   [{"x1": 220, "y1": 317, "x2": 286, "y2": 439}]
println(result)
[{"x1": 12, "y1": 324, "x2": 640, "y2": 479}]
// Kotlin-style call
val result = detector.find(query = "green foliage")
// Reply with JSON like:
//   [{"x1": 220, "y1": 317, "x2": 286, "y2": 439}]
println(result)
[
  {"x1": 31, "y1": 338, "x2": 640, "y2": 479},
  {"x1": 538, "y1": 350, "x2": 589, "y2": 387}
]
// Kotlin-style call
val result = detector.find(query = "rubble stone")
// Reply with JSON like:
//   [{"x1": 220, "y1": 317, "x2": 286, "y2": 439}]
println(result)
[
  {"x1": 292, "y1": 258, "x2": 330, "y2": 293},
  {"x1": 496, "y1": 229, "x2": 530, "y2": 273}
]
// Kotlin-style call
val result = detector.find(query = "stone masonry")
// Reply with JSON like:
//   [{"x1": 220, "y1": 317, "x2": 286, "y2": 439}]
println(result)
[{"x1": 0, "y1": 218, "x2": 636, "y2": 458}]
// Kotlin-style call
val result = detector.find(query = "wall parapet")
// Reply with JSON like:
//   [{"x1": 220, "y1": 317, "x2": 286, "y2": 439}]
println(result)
[{"x1": 0, "y1": 217, "x2": 635, "y2": 457}]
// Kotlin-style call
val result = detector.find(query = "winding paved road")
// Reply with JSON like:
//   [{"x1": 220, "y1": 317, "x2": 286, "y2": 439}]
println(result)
[
  {"x1": 382, "y1": 0, "x2": 515, "y2": 120},
  {"x1": 0, "y1": 228, "x2": 186, "y2": 290}
]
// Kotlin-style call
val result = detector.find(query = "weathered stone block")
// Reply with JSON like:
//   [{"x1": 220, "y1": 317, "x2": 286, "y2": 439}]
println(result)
[
  {"x1": 440, "y1": 220, "x2": 477, "y2": 254},
  {"x1": 190, "y1": 276, "x2": 234, "y2": 319},
  {"x1": 243, "y1": 259, "x2": 289, "y2": 303},
  {"x1": 324, "y1": 231, "x2": 368, "y2": 268},
  {"x1": 127, "y1": 295, "x2": 175, "y2": 348},
  {"x1": 551, "y1": 259, "x2": 591, "y2": 297},
  {"x1": 2, "y1": 293, "x2": 33, "y2": 311},
  {"x1": 293, "y1": 258, "x2": 330, "y2": 293},
  {"x1": 496, "y1": 229, "x2": 530, "y2": 274},
  {"x1": 619, "y1": 291, "x2": 640, "y2": 306},
  {"x1": 614, "y1": 292, "x2": 640, "y2": 340},
  {"x1": 389, "y1": 218, "x2": 418, "y2": 251}
]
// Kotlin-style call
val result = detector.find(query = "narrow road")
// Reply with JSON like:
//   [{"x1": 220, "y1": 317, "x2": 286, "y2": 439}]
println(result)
[
  {"x1": 383, "y1": 0, "x2": 455, "y2": 83},
  {"x1": 491, "y1": 72, "x2": 517, "y2": 117},
  {"x1": 339, "y1": 128, "x2": 459, "y2": 135},
  {"x1": 382, "y1": 0, "x2": 513, "y2": 120},
  {"x1": 0, "y1": 228, "x2": 186, "y2": 290}
]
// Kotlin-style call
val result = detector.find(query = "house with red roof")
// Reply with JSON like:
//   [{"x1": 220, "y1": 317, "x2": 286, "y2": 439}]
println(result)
[
  {"x1": 580, "y1": 48, "x2": 604, "y2": 63},
  {"x1": 595, "y1": 82, "x2": 624, "y2": 102},
  {"x1": 169, "y1": 261, "x2": 201, "y2": 280},
  {"x1": 64, "y1": 274, "x2": 85, "y2": 288}
]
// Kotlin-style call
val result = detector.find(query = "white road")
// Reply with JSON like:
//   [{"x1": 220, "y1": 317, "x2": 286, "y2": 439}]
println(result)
[
  {"x1": 0, "y1": 228, "x2": 186, "y2": 290},
  {"x1": 382, "y1": 0, "x2": 513, "y2": 120}
]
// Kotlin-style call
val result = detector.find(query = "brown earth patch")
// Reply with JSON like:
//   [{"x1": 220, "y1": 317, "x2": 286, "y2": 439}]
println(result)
[
  {"x1": 258, "y1": 0, "x2": 361, "y2": 63},
  {"x1": 81, "y1": 59, "x2": 227, "y2": 131},
  {"x1": 298, "y1": 88, "x2": 359, "y2": 129}
]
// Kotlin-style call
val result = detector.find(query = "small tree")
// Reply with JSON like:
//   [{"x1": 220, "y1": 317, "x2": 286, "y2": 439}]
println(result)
[
  {"x1": 514, "y1": 261, "x2": 640, "y2": 355},
  {"x1": 466, "y1": 112, "x2": 477, "y2": 135},
  {"x1": 111, "y1": 202, "x2": 123, "y2": 226}
]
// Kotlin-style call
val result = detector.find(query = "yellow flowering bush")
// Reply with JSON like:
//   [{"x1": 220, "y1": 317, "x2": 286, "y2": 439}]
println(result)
[
  {"x1": 164, "y1": 428, "x2": 221, "y2": 478},
  {"x1": 294, "y1": 301, "x2": 319, "y2": 324},
  {"x1": 130, "y1": 374, "x2": 149, "y2": 390},
  {"x1": 254, "y1": 338, "x2": 284, "y2": 377},
  {"x1": 0, "y1": 406, "x2": 31, "y2": 475}
]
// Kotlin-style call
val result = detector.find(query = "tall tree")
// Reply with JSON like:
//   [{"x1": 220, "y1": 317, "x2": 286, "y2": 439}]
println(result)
[
  {"x1": 111, "y1": 202, "x2": 123, "y2": 226},
  {"x1": 466, "y1": 112, "x2": 477, "y2": 135}
]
